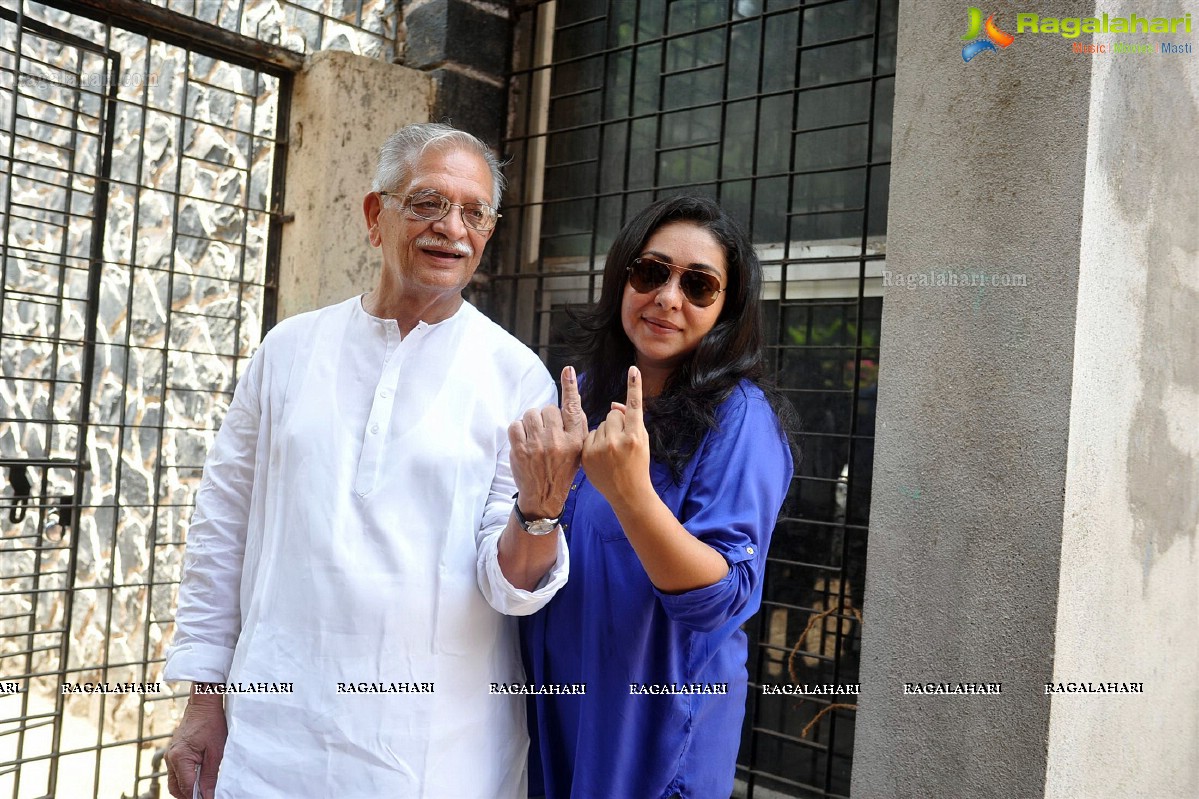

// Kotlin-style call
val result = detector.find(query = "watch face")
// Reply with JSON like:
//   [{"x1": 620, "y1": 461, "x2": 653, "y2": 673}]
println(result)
[{"x1": 525, "y1": 519, "x2": 558, "y2": 536}]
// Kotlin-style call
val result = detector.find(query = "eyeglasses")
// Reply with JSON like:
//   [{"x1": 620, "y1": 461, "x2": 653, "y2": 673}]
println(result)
[
  {"x1": 379, "y1": 190, "x2": 501, "y2": 232},
  {"x1": 627, "y1": 256, "x2": 726, "y2": 307}
]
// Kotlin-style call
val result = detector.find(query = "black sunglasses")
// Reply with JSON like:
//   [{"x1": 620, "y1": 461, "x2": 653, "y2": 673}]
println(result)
[{"x1": 626, "y1": 256, "x2": 726, "y2": 308}]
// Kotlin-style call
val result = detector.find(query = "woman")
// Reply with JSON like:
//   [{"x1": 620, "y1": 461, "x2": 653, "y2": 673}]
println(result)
[{"x1": 520, "y1": 196, "x2": 794, "y2": 799}]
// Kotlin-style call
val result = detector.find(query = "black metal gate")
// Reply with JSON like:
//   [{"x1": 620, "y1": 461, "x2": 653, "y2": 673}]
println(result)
[
  {"x1": 1, "y1": 7, "x2": 116, "y2": 795},
  {"x1": 0, "y1": 2, "x2": 291, "y2": 795},
  {"x1": 498, "y1": 1, "x2": 897, "y2": 796}
]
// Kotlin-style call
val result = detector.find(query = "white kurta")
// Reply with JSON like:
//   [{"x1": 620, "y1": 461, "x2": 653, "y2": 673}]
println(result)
[{"x1": 163, "y1": 296, "x2": 567, "y2": 798}]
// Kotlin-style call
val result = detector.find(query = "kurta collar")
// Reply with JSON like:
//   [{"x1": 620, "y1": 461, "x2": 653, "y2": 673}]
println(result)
[{"x1": 354, "y1": 293, "x2": 472, "y2": 338}]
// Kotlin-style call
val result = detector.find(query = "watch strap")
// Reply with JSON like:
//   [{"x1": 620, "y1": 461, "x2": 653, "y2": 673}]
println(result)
[{"x1": 512, "y1": 494, "x2": 561, "y2": 535}]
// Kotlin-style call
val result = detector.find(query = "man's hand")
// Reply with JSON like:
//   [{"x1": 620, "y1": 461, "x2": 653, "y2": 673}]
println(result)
[
  {"x1": 165, "y1": 688, "x2": 226, "y2": 799},
  {"x1": 509, "y1": 365, "x2": 588, "y2": 519},
  {"x1": 582, "y1": 366, "x2": 653, "y2": 509}
]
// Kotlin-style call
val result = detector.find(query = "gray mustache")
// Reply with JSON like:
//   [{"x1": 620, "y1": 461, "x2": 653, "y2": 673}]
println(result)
[{"x1": 414, "y1": 236, "x2": 473, "y2": 257}]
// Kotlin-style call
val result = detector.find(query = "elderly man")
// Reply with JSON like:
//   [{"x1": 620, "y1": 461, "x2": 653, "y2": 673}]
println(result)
[{"x1": 163, "y1": 123, "x2": 585, "y2": 798}]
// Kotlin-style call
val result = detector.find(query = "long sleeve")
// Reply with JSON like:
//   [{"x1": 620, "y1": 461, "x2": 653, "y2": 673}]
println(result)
[
  {"x1": 653, "y1": 387, "x2": 793, "y2": 633},
  {"x1": 155, "y1": 298, "x2": 559, "y2": 797},
  {"x1": 476, "y1": 362, "x2": 570, "y2": 616},
  {"x1": 163, "y1": 348, "x2": 265, "y2": 683}
]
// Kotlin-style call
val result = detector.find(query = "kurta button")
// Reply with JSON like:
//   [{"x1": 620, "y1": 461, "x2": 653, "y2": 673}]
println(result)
[
  {"x1": 370, "y1": 423, "x2": 379, "y2": 434},
  {"x1": 746, "y1": 546, "x2": 755, "y2": 555},
  {"x1": 380, "y1": 389, "x2": 390, "y2": 398}
]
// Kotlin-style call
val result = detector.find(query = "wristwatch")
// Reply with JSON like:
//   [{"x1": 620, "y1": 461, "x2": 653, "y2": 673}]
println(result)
[{"x1": 513, "y1": 495, "x2": 561, "y2": 536}]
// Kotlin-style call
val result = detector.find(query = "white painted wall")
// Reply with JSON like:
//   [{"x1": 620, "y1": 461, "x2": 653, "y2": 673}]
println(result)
[{"x1": 1046, "y1": 5, "x2": 1199, "y2": 794}]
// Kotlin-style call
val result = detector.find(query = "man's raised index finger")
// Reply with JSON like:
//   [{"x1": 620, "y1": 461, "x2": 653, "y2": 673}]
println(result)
[{"x1": 560, "y1": 365, "x2": 586, "y2": 427}]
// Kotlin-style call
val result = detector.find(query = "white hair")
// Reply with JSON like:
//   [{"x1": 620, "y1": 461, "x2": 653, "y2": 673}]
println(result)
[{"x1": 371, "y1": 122, "x2": 506, "y2": 207}]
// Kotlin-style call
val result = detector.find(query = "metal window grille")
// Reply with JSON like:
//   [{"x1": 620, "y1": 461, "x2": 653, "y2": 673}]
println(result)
[
  {"x1": 497, "y1": 1, "x2": 897, "y2": 796},
  {"x1": 130, "y1": 0, "x2": 400, "y2": 58},
  {"x1": 0, "y1": 1, "x2": 291, "y2": 796}
]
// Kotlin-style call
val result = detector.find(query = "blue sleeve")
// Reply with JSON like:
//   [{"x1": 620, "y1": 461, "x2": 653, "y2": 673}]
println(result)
[{"x1": 653, "y1": 386, "x2": 793, "y2": 633}]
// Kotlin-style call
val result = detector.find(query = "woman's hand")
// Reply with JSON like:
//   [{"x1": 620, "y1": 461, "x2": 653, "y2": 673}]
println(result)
[
  {"x1": 509, "y1": 365, "x2": 588, "y2": 518},
  {"x1": 582, "y1": 366, "x2": 653, "y2": 509},
  {"x1": 582, "y1": 366, "x2": 729, "y2": 592}
]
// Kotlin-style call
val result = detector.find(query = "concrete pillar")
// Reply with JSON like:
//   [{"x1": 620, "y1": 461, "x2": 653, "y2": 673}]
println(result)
[
  {"x1": 277, "y1": 51, "x2": 431, "y2": 320},
  {"x1": 853, "y1": 0, "x2": 1198, "y2": 796}
]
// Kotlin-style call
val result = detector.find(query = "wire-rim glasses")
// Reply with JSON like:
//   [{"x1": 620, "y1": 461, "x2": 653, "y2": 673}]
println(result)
[
  {"x1": 626, "y1": 256, "x2": 726, "y2": 307},
  {"x1": 379, "y1": 189, "x2": 501, "y2": 232}
]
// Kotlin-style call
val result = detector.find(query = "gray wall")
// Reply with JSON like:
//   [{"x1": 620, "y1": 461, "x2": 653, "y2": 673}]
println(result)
[
  {"x1": 855, "y1": 1, "x2": 1199, "y2": 796},
  {"x1": 852, "y1": 0, "x2": 1093, "y2": 795}
]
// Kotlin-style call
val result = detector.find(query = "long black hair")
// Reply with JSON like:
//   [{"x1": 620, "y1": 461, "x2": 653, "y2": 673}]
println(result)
[{"x1": 568, "y1": 196, "x2": 789, "y2": 481}]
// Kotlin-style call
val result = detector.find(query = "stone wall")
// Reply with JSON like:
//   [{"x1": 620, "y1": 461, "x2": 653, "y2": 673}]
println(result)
[
  {"x1": 153, "y1": 0, "x2": 399, "y2": 58},
  {"x1": 1, "y1": 0, "x2": 505, "y2": 790},
  {"x1": 0, "y1": 5, "x2": 285, "y2": 752}
]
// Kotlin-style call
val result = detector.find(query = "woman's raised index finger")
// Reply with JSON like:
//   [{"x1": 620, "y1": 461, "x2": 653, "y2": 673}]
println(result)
[{"x1": 626, "y1": 365, "x2": 643, "y2": 422}]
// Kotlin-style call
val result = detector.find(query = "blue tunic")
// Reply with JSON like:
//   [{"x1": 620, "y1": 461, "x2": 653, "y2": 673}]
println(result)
[{"x1": 520, "y1": 381, "x2": 794, "y2": 799}]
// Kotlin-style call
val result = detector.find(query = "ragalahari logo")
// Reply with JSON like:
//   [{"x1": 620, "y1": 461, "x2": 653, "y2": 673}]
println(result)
[{"x1": 961, "y1": 7, "x2": 1015, "y2": 62}]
